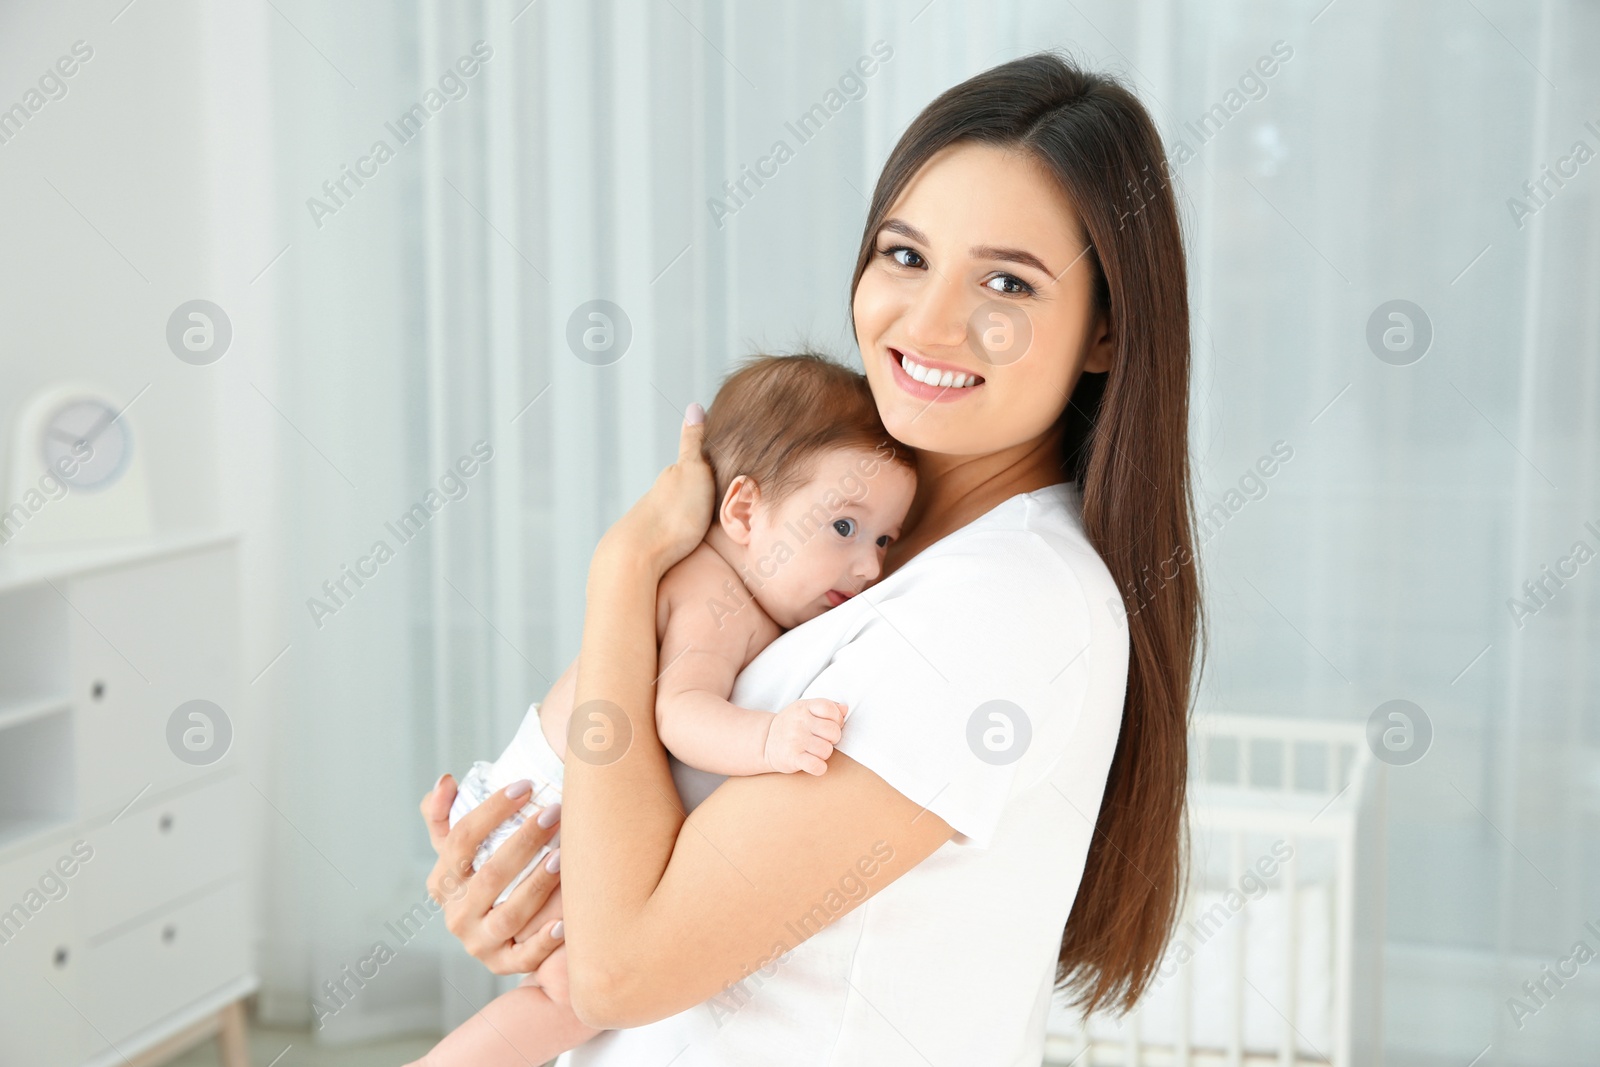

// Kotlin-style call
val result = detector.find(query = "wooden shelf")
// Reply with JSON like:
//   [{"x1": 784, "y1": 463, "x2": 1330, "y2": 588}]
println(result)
[
  {"x1": 0, "y1": 694, "x2": 70, "y2": 732},
  {"x1": 0, "y1": 529, "x2": 240, "y2": 596}
]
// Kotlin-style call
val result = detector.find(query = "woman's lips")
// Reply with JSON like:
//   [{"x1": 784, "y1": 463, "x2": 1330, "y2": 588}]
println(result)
[{"x1": 886, "y1": 346, "x2": 984, "y2": 403}]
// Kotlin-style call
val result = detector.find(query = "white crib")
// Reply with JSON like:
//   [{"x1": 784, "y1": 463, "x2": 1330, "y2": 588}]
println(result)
[{"x1": 1045, "y1": 714, "x2": 1387, "y2": 1067}]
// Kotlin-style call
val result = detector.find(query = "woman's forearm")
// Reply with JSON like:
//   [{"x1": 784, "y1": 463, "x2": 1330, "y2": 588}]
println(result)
[{"x1": 560, "y1": 531, "x2": 685, "y2": 1010}]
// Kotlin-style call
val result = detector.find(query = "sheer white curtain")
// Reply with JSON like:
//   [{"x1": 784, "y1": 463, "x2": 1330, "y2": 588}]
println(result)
[{"x1": 253, "y1": 1, "x2": 1598, "y2": 1061}]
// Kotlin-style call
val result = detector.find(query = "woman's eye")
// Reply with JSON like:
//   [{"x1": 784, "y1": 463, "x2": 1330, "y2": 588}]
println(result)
[
  {"x1": 833, "y1": 517, "x2": 857, "y2": 538},
  {"x1": 984, "y1": 273, "x2": 1034, "y2": 296},
  {"x1": 879, "y1": 245, "x2": 925, "y2": 269}
]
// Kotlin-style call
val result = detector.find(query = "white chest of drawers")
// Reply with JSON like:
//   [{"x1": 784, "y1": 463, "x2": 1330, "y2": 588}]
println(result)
[{"x1": 0, "y1": 533, "x2": 256, "y2": 1067}]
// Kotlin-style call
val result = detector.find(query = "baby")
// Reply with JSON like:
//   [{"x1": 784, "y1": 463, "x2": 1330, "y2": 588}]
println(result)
[{"x1": 421, "y1": 352, "x2": 918, "y2": 1065}]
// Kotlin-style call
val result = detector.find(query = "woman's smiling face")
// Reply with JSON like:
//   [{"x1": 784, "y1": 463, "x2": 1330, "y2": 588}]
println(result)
[{"x1": 853, "y1": 141, "x2": 1112, "y2": 456}]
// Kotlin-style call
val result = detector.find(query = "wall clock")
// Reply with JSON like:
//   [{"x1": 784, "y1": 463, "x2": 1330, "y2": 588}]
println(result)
[{"x1": 2, "y1": 384, "x2": 153, "y2": 549}]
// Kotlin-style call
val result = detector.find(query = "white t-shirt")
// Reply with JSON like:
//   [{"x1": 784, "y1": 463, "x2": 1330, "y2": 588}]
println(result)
[{"x1": 558, "y1": 482, "x2": 1129, "y2": 1067}]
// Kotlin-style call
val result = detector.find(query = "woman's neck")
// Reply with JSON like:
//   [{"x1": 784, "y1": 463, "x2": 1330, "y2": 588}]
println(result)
[{"x1": 884, "y1": 423, "x2": 1068, "y2": 577}]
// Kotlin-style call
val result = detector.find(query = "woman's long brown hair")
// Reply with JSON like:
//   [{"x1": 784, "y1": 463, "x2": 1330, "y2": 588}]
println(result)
[{"x1": 849, "y1": 52, "x2": 1200, "y2": 1017}]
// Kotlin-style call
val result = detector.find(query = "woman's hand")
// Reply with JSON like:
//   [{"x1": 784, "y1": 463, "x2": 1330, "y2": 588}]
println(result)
[
  {"x1": 420, "y1": 774, "x2": 567, "y2": 975},
  {"x1": 601, "y1": 404, "x2": 714, "y2": 579}
]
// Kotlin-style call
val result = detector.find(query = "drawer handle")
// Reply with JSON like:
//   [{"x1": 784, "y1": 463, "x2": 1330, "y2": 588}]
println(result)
[
  {"x1": 91, "y1": 680, "x2": 106, "y2": 701},
  {"x1": 162, "y1": 924, "x2": 177, "y2": 944},
  {"x1": 159, "y1": 814, "x2": 174, "y2": 833},
  {"x1": 54, "y1": 946, "x2": 69, "y2": 968}
]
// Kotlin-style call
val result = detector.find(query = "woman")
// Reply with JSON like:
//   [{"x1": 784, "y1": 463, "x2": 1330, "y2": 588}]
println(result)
[{"x1": 420, "y1": 51, "x2": 1199, "y2": 1064}]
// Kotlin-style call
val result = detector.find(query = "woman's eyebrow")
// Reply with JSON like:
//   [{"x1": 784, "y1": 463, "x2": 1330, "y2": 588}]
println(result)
[
  {"x1": 879, "y1": 219, "x2": 1054, "y2": 277},
  {"x1": 880, "y1": 218, "x2": 929, "y2": 245},
  {"x1": 970, "y1": 244, "x2": 1053, "y2": 276}
]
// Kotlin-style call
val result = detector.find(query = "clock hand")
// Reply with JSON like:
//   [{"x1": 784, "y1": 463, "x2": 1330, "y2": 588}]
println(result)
[
  {"x1": 80, "y1": 406, "x2": 118, "y2": 445},
  {"x1": 47, "y1": 427, "x2": 84, "y2": 446}
]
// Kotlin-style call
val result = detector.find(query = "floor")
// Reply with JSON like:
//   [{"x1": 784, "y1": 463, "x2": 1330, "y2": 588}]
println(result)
[
  {"x1": 162, "y1": 1025, "x2": 1514, "y2": 1067},
  {"x1": 166, "y1": 1023, "x2": 438, "y2": 1067}
]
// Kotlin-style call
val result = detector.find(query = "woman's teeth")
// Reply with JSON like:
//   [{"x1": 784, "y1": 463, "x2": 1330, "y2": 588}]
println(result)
[{"x1": 899, "y1": 351, "x2": 981, "y2": 388}]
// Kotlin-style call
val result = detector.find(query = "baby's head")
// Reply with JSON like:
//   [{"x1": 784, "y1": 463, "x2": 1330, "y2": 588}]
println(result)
[{"x1": 703, "y1": 353, "x2": 917, "y2": 629}]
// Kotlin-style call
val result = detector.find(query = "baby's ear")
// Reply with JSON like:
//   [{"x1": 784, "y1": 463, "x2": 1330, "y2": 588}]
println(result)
[{"x1": 719, "y1": 475, "x2": 759, "y2": 544}]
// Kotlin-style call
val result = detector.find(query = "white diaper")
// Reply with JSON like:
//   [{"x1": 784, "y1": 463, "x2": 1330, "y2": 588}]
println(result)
[{"x1": 448, "y1": 701, "x2": 564, "y2": 906}]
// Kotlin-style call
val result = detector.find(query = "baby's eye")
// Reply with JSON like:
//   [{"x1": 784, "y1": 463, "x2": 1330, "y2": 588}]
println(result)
[
  {"x1": 832, "y1": 517, "x2": 857, "y2": 538},
  {"x1": 875, "y1": 534, "x2": 892, "y2": 548}
]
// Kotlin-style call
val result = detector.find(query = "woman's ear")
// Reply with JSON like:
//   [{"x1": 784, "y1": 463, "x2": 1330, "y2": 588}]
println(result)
[
  {"x1": 719, "y1": 475, "x2": 760, "y2": 545},
  {"x1": 1083, "y1": 307, "x2": 1114, "y2": 375}
]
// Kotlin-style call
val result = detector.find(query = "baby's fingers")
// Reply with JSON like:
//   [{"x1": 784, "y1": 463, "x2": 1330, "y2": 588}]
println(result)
[
  {"x1": 804, "y1": 733, "x2": 837, "y2": 762},
  {"x1": 798, "y1": 752, "x2": 829, "y2": 776},
  {"x1": 809, "y1": 700, "x2": 848, "y2": 726},
  {"x1": 806, "y1": 708, "x2": 845, "y2": 744}
]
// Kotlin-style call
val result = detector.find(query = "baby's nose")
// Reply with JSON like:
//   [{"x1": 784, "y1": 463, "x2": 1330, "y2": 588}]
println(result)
[{"x1": 852, "y1": 551, "x2": 882, "y2": 583}]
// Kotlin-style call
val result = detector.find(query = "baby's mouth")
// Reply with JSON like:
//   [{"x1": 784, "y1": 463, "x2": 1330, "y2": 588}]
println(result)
[{"x1": 825, "y1": 589, "x2": 853, "y2": 608}]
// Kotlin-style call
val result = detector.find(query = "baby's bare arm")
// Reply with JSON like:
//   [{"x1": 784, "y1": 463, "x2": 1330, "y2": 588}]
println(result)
[
  {"x1": 654, "y1": 614, "x2": 777, "y2": 777},
  {"x1": 653, "y1": 552, "x2": 783, "y2": 776}
]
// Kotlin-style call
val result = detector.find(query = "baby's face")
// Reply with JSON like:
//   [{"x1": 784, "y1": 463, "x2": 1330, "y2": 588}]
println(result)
[{"x1": 740, "y1": 446, "x2": 916, "y2": 629}]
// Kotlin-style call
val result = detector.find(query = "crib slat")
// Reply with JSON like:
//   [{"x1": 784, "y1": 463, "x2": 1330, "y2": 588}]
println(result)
[
  {"x1": 1282, "y1": 833, "x2": 1298, "y2": 1067},
  {"x1": 1229, "y1": 830, "x2": 1245, "y2": 1067}
]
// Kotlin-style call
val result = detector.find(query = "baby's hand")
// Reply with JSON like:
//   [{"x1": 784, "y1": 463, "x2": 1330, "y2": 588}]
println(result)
[{"x1": 764, "y1": 698, "x2": 848, "y2": 776}]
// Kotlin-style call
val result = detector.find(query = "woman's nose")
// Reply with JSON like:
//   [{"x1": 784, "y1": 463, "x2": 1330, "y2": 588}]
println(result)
[{"x1": 903, "y1": 270, "x2": 969, "y2": 350}]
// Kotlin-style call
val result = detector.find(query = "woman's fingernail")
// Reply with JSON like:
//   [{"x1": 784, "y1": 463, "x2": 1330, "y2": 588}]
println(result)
[
  {"x1": 505, "y1": 779, "x2": 533, "y2": 799},
  {"x1": 686, "y1": 402, "x2": 705, "y2": 425},
  {"x1": 536, "y1": 802, "x2": 562, "y2": 828},
  {"x1": 550, "y1": 920, "x2": 565, "y2": 941},
  {"x1": 545, "y1": 848, "x2": 561, "y2": 873}
]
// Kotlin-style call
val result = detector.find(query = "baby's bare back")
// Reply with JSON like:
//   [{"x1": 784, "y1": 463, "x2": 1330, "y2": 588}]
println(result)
[
  {"x1": 656, "y1": 541, "x2": 783, "y2": 682},
  {"x1": 537, "y1": 540, "x2": 779, "y2": 758}
]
